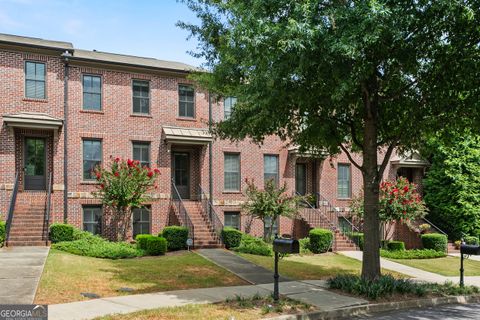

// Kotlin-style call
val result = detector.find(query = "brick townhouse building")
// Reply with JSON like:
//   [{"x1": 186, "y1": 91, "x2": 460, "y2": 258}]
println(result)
[{"x1": 0, "y1": 33, "x2": 429, "y2": 247}]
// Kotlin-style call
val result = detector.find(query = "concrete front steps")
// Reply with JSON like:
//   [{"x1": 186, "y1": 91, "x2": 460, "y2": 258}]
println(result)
[{"x1": 7, "y1": 192, "x2": 49, "y2": 246}]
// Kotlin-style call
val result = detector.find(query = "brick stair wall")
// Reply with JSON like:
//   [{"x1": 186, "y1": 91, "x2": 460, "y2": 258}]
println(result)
[{"x1": 7, "y1": 192, "x2": 48, "y2": 246}]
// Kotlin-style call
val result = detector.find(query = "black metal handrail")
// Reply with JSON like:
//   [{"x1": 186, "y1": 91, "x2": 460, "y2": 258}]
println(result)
[
  {"x1": 5, "y1": 172, "x2": 20, "y2": 246},
  {"x1": 199, "y1": 185, "x2": 223, "y2": 244},
  {"x1": 170, "y1": 179, "x2": 195, "y2": 248},
  {"x1": 422, "y1": 217, "x2": 448, "y2": 237},
  {"x1": 44, "y1": 172, "x2": 53, "y2": 246}
]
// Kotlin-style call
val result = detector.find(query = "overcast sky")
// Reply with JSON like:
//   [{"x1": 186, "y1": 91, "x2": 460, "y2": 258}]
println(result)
[{"x1": 0, "y1": 0, "x2": 203, "y2": 66}]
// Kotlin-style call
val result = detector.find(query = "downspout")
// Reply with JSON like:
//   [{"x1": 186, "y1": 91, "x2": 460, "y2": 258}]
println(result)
[
  {"x1": 61, "y1": 51, "x2": 72, "y2": 223},
  {"x1": 208, "y1": 93, "x2": 213, "y2": 212}
]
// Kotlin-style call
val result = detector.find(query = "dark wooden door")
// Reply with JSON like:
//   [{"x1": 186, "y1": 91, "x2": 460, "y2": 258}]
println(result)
[
  {"x1": 173, "y1": 152, "x2": 190, "y2": 199},
  {"x1": 295, "y1": 163, "x2": 307, "y2": 196},
  {"x1": 24, "y1": 137, "x2": 46, "y2": 190}
]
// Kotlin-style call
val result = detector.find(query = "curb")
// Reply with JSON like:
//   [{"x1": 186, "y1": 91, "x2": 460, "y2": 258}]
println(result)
[{"x1": 263, "y1": 294, "x2": 480, "y2": 319}]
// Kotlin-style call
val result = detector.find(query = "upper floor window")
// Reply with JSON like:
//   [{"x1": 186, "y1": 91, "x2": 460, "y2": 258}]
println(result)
[
  {"x1": 224, "y1": 153, "x2": 240, "y2": 191},
  {"x1": 83, "y1": 206, "x2": 102, "y2": 235},
  {"x1": 132, "y1": 142, "x2": 150, "y2": 168},
  {"x1": 83, "y1": 139, "x2": 102, "y2": 180},
  {"x1": 25, "y1": 61, "x2": 46, "y2": 99},
  {"x1": 83, "y1": 75, "x2": 102, "y2": 111},
  {"x1": 337, "y1": 164, "x2": 351, "y2": 199},
  {"x1": 178, "y1": 84, "x2": 194, "y2": 118},
  {"x1": 264, "y1": 155, "x2": 279, "y2": 186},
  {"x1": 133, "y1": 80, "x2": 150, "y2": 114},
  {"x1": 224, "y1": 97, "x2": 237, "y2": 119}
]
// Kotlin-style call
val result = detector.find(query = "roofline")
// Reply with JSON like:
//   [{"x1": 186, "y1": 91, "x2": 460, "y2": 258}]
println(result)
[{"x1": 0, "y1": 40, "x2": 72, "y2": 52}]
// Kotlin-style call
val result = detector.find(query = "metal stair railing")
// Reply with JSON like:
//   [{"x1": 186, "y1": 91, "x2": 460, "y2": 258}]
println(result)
[
  {"x1": 198, "y1": 185, "x2": 223, "y2": 244},
  {"x1": 44, "y1": 172, "x2": 53, "y2": 246},
  {"x1": 5, "y1": 172, "x2": 20, "y2": 247},
  {"x1": 170, "y1": 179, "x2": 195, "y2": 248}
]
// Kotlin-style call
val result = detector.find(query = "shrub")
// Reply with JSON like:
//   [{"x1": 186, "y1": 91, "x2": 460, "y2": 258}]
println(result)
[
  {"x1": 146, "y1": 237, "x2": 167, "y2": 256},
  {"x1": 72, "y1": 228, "x2": 97, "y2": 241},
  {"x1": 49, "y1": 223, "x2": 74, "y2": 243},
  {"x1": 0, "y1": 221, "x2": 5, "y2": 247},
  {"x1": 380, "y1": 249, "x2": 447, "y2": 259},
  {"x1": 454, "y1": 240, "x2": 462, "y2": 249},
  {"x1": 299, "y1": 237, "x2": 312, "y2": 254},
  {"x1": 349, "y1": 232, "x2": 364, "y2": 250},
  {"x1": 162, "y1": 226, "x2": 188, "y2": 251},
  {"x1": 221, "y1": 227, "x2": 243, "y2": 249},
  {"x1": 233, "y1": 234, "x2": 273, "y2": 256},
  {"x1": 386, "y1": 241, "x2": 405, "y2": 251},
  {"x1": 309, "y1": 228, "x2": 333, "y2": 253},
  {"x1": 421, "y1": 233, "x2": 448, "y2": 252},
  {"x1": 464, "y1": 236, "x2": 479, "y2": 245},
  {"x1": 136, "y1": 234, "x2": 152, "y2": 250}
]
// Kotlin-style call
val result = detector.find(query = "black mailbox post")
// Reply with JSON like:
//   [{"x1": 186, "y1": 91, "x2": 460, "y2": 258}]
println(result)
[
  {"x1": 272, "y1": 238, "x2": 299, "y2": 302},
  {"x1": 460, "y1": 244, "x2": 480, "y2": 287}
]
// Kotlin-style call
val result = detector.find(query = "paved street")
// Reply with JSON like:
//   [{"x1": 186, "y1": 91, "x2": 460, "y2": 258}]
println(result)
[{"x1": 354, "y1": 303, "x2": 480, "y2": 319}]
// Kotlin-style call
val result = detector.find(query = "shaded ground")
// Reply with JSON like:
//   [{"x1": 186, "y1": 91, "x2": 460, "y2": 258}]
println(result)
[{"x1": 354, "y1": 303, "x2": 480, "y2": 319}]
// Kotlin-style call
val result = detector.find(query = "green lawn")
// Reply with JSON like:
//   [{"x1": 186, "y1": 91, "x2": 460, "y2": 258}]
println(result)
[
  {"x1": 238, "y1": 253, "x2": 407, "y2": 279},
  {"x1": 35, "y1": 249, "x2": 246, "y2": 304},
  {"x1": 389, "y1": 256, "x2": 480, "y2": 276}
]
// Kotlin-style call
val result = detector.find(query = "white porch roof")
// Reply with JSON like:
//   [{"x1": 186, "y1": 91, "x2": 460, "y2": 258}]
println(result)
[
  {"x1": 2, "y1": 112, "x2": 63, "y2": 130},
  {"x1": 390, "y1": 151, "x2": 429, "y2": 167},
  {"x1": 163, "y1": 125, "x2": 213, "y2": 145}
]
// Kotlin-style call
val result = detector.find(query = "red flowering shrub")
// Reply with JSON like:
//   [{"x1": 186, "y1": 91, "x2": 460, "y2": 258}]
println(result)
[{"x1": 93, "y1": 156, "x2": 160, "y2": 241}]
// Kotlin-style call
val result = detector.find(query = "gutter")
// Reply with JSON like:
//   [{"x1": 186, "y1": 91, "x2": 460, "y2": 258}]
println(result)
[
  {"x1": 61, "y1": 50, "x2": 72, "y2": 223},
  {"x1": 208, "y1": 93, "x2": 213, "y2": 208}
]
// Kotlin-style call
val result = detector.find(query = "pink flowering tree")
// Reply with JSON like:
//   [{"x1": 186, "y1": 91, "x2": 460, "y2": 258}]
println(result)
[{"x1": 93, "y1": 157, "x2": 160, "y2": 241}]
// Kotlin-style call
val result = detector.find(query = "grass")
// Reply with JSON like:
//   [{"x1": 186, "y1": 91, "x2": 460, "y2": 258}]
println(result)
[
  {"x1": 389, "y1": 256, "x2": 480, "y2": 276},
  {"x1": 238, "y1": 252, "x2": 407, "y2": 279},
  {"x1": 94, "y1": 295, "x2": 314, "y2": 320},
  {"x1": 35, "y1": 249, "x2": 246, "y2": 304}
]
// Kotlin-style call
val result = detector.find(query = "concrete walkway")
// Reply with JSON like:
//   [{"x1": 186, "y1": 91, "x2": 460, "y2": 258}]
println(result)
[
  {"x1": 196, "y1": 248, "x2": 289, "y2": 284},
  {"x1": 0, "y1": 246, "x2": 49, "y2": 304},
  {"x1": 450, "y1": 253, "x2": 480, "y2": 261},
  {"x1": 49, "y1": 280, "x2": 368, "y2": 320}
]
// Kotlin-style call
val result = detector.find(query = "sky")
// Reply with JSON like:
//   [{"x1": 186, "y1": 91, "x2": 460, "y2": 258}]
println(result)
[{"x1": 0, "y1": 0, "x2": 204, "y2": 66}]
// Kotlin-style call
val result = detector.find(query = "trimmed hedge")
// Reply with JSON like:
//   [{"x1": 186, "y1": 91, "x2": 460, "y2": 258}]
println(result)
[
  {"x1": 136, "y1": 234, "x2": 152, "y2": 250},
  {"x1": 299, "y1": 237, "x2": 312, "y2": 254},
  {"x1": 386, "y1": 241, "x2": 405, "y2": 251},
  {"x1": 221, "y1": 227, "x2": 243, "y2": 249},
  {"x1": 162, "y1": 226, "x2": 188, "y2": 251},
  {"x1": 380, "y1": 249, "x2": 447, "y2": 259},
  {"x1": 465, "y1": 236, "x2": 479, "y2": 245},
  {"x1": 0, "y1": 221, "x2": 5, "y2": 247},
  {"x1": 309, "y1": 228, "x2": 333, "y2": 253},
  {"x1": 421, "y1": 233, "x2": 448, "y2": 252},
  {"x1": 146, "y1": 237, "x2": 167, "y2": 256},
  {"x1": 349, "y1": 232, "x2": 364, "y2": 250},
  {"x1": 50, "y1": 223, "x2": 74, "y2": 243},
  {"x1": 233, "y1": 234, "x2": 273, "y2": 256},
  {"x1": 52, "y1": 236, "x2": 144, "y2": 259}
]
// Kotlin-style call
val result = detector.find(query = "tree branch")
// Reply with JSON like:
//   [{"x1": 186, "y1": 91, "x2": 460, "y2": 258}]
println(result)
[
  {"x1": 377, "y1": 142, "x2": 397, "y2": 180},
  {"x1": 339, "y1": 144, "x2": 363, "y2": 171}
]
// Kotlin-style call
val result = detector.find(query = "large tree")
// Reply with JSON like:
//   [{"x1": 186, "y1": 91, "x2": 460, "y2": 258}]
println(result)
[{"x1": 179, "y1": 0, "x2": 480, "y2": 280}]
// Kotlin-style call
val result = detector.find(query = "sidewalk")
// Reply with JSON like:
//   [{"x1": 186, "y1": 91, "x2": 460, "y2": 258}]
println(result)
[
  {"x1": 48, "y1": 281, "x2": 368, "y2": 320},
  {"x1": 0, "y1": 246, "x2": 49, "y2": 304}
]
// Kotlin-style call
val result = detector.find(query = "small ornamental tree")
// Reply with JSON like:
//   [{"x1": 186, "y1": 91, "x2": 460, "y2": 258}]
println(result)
[
  {"x1": 93, "y1": 157, "x2": 160, "y2": 241},
  {"x1": 243, "y1": 179, "x2": 300, "y2": 242}
]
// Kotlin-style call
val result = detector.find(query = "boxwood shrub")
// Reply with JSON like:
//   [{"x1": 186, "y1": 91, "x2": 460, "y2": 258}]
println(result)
[
  {"x1": 309, "y1": 228, "x2": 333, "y2": 253},
  {"x1": 162, "y1": 226, "x2": 189, "y2": 251},
  {"x1": 233, "y1": 234, "x2": 273, "y2": 256},
  {"x1": 146, "y1": 237, "x2": 167, "y2": 256},
  {"x1": 0, "y1": 221, "x2": 5, "y2": 247},
  {"x1": 421, "y1": 233, "x2": 448, "y2": 252},
  {"x1": 299, "y1": 237, "x2": 312, "y2": 254},
  {"x1": 386, "y1": 240, "x2": 405, "y2": 251},
  {"x1": 465, "y1": 236, "x2": 479, "y2": 245},
  {"x1": 50, "y1": 223, "x2": 74, "y2": 243},
  {"x1": 380, "y1": 249, "x2": 447, "y2": 259},
  {"x1": 221, "y1": 227, "x2": 243, "y2": 249},
  {"x1": 135, "y1": 234, "x2": 152, "y2": 250},
  {"x1": 349, "y1": 232, "x2": 364, "y2": 250}
]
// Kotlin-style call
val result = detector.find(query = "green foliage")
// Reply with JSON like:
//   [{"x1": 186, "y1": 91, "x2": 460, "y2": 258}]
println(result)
[
  {"x1": 423, "y1": 132, "x2": 480, "y2": 240},
  {"x1": 299, "y1": 237, "x2": 312, "y2": 255},
  {"x1": 162, "y1": 226, "x2": 189, "y2": 251},
  {"x1": 465, "y1": 236, "x2": 479, "y2": 245},
  {"x1": 243, "y1": 179, "x2": 300, "y2": 241},
  {"x1": 135, "y1": 234, "x2": 152, "y2": 250},
  {"x1": 233, "y1": 234, "x2": 273, "y2": 256},
  {"x1": 0, "y1": 220, "x2": 5, "y2": 247},
  {"x1": 386, "y1": 241, "x2": 405, "y2": 251},
  {"x1": 49, "y1": 223, "x2": 74, "y2": 243},
  {"x1": 348, "y1": 232, "x2": 364, "y2": 251},
  {"x1": 380, "y1": 249, "x2": 447, "y2": 259},
  {"x1": 309, "y1": 228, "x2": 333, "y2": 254},
  {"x1": 421, "y1": 234, "x2": 448, "y2": 252},
  {"x1": 146, "y1": 237, "x2": 168, "y2": 256},
  {"x1": 328, "y1": 275, "x2": 478, "y2": 300},
  {"x1": 221, "y1": 227, "x2": 243, "y2": 249}
]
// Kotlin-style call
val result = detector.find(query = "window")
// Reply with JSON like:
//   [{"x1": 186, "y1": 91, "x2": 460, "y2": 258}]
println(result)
[
  {"x1": 224, "y1": 153, "x2": 240, "y2": 191},
  {"x1": 83, "y1": 139, "x2": 102, "y2": 180},
  {"x1": 25, "y1": 61, "x2": 46, "y2": 99},
  {"x1": 295, "y1": 163, "x2": 307, "y2": 196},
  {"x1": 224, "y1": 97, "x2": 237, "y2": 119},
  {"x1": 264, "y1": 216, "x2": 279, "y2": 238},
  {"x1": 264, "y1": 155, "x2": 279, "y2": 186},
  {"x1": 337, "y1": 164, "x2": 351, "y2": 198},
  {"x1": 178, "y1": 84, "x2": 194, "y2": 118},
  {"x1": 133, "y1": 207, "x2": 150, "y2": 237},
  {"x1": 83, "y1": 206, "x2": 102, "y2": 235},
  {"x1": 132, "y1": 80, "x2": 150, "y2": 114},
  {"x1": 224, "y1": 212, "x2": 240, "y2": 230},
  {"x1": 132, "y1": 142, "x2": 150, "y2": 167},
  {"x1": 83, "y1": 75, "x2": 102, "y2": 110}
]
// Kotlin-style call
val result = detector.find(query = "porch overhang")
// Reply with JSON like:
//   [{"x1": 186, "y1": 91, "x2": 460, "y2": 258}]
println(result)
[
  {"x1": 288, "y1": 145, "x2": 327, "y2": 159},
  {"x1": 390, "y1": 151, "x2": 429, "y2": 167},
  {"x1": 163, "y1": 125, "x2": 213, "y2": 145},
  {"x1": 2, "y1": 112, "x2": 63, "y2": 130}
]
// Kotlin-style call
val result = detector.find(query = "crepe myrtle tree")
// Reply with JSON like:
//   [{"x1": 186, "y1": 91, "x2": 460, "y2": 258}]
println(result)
[
  {"x1": 179, "y1": 0, "x2": 480, "y2": 280},
  {"x1": 93, "y1": 157, "x2": 160, "y2": 241}
]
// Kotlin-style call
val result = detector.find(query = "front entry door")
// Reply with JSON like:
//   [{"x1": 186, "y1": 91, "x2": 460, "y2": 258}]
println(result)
[
  {"x1": 173, "y1": 152, "x2": 190, "y2": 199},
  {"x1": 295, "y1": 163, "x2": 307, "y2": 196},
  {"x1": 24, "y1": 137, "x2": 46, "y2": 190}
]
